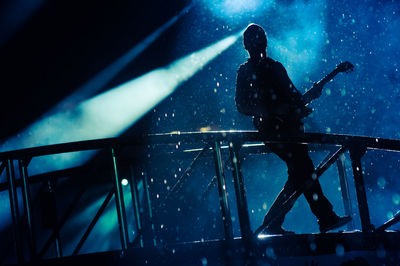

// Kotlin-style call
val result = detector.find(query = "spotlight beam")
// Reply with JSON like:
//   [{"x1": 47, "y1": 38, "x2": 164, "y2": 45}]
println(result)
[
  {"x1": 0, "y1": 31, "x2": 241, "y2": 176},
  {"x1": 78, "y1": 31, "x2": 241, "y2": 139},
  {"x1": 51, "y1": 4, "x2": 192, "y2": 114}
]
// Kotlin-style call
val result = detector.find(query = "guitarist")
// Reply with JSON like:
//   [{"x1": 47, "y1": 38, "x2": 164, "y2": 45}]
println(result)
[{"x1": 236, "y1": 24, "x2": 351, "y2": 235}]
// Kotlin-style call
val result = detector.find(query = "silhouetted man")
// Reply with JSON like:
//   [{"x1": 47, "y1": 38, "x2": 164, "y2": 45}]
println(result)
[{"x1": 235, "y1": 24, "x2": 351, "y2": 234}]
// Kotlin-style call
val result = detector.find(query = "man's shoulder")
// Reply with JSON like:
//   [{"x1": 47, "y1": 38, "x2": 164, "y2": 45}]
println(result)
[
  {"x1": 237, "y1": 57, "x2": 282, "y2": 71},
  {"x1": 237, "y1": 60, "x2": 251, "y2": 74},
  {"x1": 267, "y1": 58, "x2": 287, "y2": 75},
  {"x1": 266, "y1": 57, "x2": 284, "y2": 68}
]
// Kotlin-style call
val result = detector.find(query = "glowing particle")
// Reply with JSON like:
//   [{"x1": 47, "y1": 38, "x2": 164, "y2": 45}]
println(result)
[
  {"x1": 121, "y1": 179, "x2": 128, "y2": 186},
  {"x1": 313, "y1": 193, "x2": 319, "y2": 201},
  {"x1": 392, "y1": 193, "x2": 400, "y2": 205},
  {"x1": 377, "y1": 177, "x2": 386, "y2": 189},
  {"x1": 336, "y1": 244, "x2": 345, "y2": 257},
  {"x1": 325, "y1": 88, "x2": 331, "y2": 95},
  {"x1": 266, "y1": 247, "x2": 276, "y2": 259}
]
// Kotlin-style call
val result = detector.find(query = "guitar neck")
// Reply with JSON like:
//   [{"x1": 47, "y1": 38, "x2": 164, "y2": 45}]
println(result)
[
  {"x1": 302, "y1": 68, "x2": 340, "y2": 105},
  {"x1": 317, "y1": 68, "x2": 340, "y2": 87}
]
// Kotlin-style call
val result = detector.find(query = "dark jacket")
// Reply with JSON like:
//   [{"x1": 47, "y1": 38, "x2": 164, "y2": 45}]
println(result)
[{"x1": 235, "y1": 57, "x2": 308, "y2": 137}]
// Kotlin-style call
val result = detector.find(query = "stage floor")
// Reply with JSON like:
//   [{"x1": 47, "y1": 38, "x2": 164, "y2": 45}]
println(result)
[{"x1": 21, "y1": 231, "x2": 400, "y2": 265}]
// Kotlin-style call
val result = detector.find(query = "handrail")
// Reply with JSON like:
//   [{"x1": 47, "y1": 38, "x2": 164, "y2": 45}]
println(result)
[
  {"x1": 1, "y1": 131, "x2": 400, "y2": 161},
  {"x1": 2, "y1": 130, "x2": 400, "y2": 263}
]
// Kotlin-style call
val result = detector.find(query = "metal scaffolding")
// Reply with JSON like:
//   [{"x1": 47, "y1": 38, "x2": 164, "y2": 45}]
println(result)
[{"x1": 1, "y1": 130, "x2": 400, "y2": 264}]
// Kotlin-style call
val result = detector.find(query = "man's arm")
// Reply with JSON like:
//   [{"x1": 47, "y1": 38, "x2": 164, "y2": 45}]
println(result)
[
  {"x1": 273, "y1": 62, "x2": 312, "y2": 117},
  {"x1": 302, "y1": 82, "x2": 323, "y2": 105},
  {"x1": 235, "y1": 67, "x2": 267, "y2": 116}
]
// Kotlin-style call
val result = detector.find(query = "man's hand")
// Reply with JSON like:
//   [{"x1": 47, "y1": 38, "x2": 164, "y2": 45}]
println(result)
[
  {"x1": 309, "y1": 82, "x2": 323, "y2": 99},
  {"x1": 294, "y1": 105, "x2": 313, "y2": 118},
  {"x1": 302, "y1": 82, "x2": 324, "y2": 105}
]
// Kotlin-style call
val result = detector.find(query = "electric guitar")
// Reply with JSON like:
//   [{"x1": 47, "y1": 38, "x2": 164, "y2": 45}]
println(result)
[{"x1": 302, "y1": 61, "x2": 354, "y2": 105}]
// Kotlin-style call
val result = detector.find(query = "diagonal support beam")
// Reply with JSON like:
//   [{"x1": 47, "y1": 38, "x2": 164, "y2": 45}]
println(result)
[
  {"x1": 315, "y1": 146, "x2": 347, "y2": 178},
  {"x1": 377, "y1": 210, "x2": 400, "y2": 232},
  {"x1": 255, "y1": 146, "x2": 348, "y2": 235},
  {"x1": 38, "y1": 186, "x2": 86, "y2": 258},
  {"x1": 0, "y1": 161, "x2": 5, "y2": 176},
  {"x1": 72, "y1": 188, "x2": 114, "y2": 255},
  {"x1": 164, "y1": 143, "x2": 211, "y2": 202}
]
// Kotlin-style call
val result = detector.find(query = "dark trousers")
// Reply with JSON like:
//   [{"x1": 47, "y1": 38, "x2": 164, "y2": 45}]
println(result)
[{"x1": 262, "y1": 142, "x2": 335, "y2": 227}]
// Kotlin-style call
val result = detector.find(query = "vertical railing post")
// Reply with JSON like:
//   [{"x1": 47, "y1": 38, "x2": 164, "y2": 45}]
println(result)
[
  {"x1": 110, "y1": 147, "x2": 129, "y2": 252},
  {"x1": 142, "y1": 170, "x2": 156, "y2": 246},
  {"x1": 228, "y1": 142, "x2": 252, "y2": 238},
  {"x1": 129, "y1": 165, "x2": 144, "y2": 247},
  {"x1": 349, "y1": 145, "x2": 374, "y2": 232},
  {"x1": 47, "y1": 179, "x2": 62, "y2": 258},
  {"x1": 212, "y1": 141, "x2": 233, "y2": 242},
  {"x1": 336, "y1": 154, "x2": 355, "y2": 230},
  {"x1": 6, "y1": 159, "x2": 24, "y2": 263},
  {"x1": 229, "y1": 141, "x2": 255, "y2": 264},
  {"x1": 18, "y1": 158, "x2": 36, "y2": 260}
]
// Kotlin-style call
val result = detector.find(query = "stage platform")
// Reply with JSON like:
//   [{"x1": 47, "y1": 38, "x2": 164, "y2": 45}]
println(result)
[
  {"x1": 2, "y1": 131, "x2": 400, "y2": 265},
  {"x1": 20, "y1": 231, "x2": 400, "y2": 265}
]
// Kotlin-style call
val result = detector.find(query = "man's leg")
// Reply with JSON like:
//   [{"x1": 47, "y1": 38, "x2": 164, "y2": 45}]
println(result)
[
  {"x1": 260, "y1": 178, "x2": 296, "y2": 230},
  {"x1": 288, "y1": 144, "x2": 335, "y2": 222},
  {"x1": 258, "y1": 143, "x2": 302, "y2": 232},
  {"x1": 260, "y1": 143, "x2": 335, "y2": 231}
]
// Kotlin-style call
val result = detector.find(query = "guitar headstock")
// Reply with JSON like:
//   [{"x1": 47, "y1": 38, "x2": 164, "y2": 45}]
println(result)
[{"x1": 336, "y1": 61, "x2": 354, "y2": 73}]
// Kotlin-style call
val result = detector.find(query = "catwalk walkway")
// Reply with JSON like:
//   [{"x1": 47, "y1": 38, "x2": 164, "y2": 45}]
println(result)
[{"x1": 1, "y1": 131, "x2": 400, "y2": 265}]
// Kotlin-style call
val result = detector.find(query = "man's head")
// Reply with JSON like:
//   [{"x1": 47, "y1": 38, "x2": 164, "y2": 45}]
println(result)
[{"x1": 243, "y1": 24, "x2": 267, "y2": 57}]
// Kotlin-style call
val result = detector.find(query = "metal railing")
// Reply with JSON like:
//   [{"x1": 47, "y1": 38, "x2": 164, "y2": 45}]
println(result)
[{"x1": 1, "y1": 130, "x2": 400, "y2": 264}]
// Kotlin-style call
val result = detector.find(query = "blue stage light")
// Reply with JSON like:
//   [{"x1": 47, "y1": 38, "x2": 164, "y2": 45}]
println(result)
[{"x1": 201, "y1": 0, "x2": 266, "y2": 20}]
